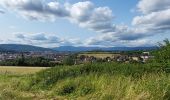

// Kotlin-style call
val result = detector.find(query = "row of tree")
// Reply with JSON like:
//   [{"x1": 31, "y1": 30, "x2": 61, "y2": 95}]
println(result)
[{"x1": 0, "y1": 56, "x2": 56, "y2": 67}]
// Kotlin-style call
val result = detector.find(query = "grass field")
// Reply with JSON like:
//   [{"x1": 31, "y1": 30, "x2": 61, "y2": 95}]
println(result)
[
  {"x1": 79, "y1": 53, "x2": 120, "y2": 59},
  {"x1": 0, "y1": 63, "x2": 169, "y2": 99},
  {"x1": 0, "y1": 66, "x2": 49, "y2": 74}
]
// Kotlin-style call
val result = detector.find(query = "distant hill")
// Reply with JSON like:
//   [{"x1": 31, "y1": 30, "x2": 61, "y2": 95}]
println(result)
[
  {"x1": 0, "y1": 44, "x2": 158, "y2": 52},
  {"x1": 0, "y1": 47, "x2": 8, "y2": 52},
  {"x1": 52, "y1": 46, "x2": 158, "y2": 52},
  {"x1": 0, "y1": 44, "x2": 54, "y2": 52}
]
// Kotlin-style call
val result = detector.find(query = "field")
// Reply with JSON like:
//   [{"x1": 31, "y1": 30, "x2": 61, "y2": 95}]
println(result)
[
  {"x1": 0, "y1": 66, "x2": 49, "y2": 74},
  {"x1": 79, "y1": 53, "x2": 120, "y2": 59},
  {"x1": 0, "y1": 62, "x2": 170, "y2": 99}
]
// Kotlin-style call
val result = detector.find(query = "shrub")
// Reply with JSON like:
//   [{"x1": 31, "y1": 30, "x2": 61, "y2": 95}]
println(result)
[
  {"x1": 56, "y1": 81, "x2": 77, "y2": 96},
  {"x1": 153, "y1": 39, "x2": 170, "y2": 67},
  {"x1": 63, "y1": 55, "x2": 76, "y2": 66}
]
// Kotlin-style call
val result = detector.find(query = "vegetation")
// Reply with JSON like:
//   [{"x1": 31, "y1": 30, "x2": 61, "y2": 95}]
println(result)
[
  {"x1": 63, "y1": 54, "x2": 77, "y2": 65},
  {"x1": 0, "y1": 66, "x2": 48, "y2": 74},
  {"x1": 0, "y1": 62, "x2": 169, "y2": 99},
  {"x1": 0, "y1": 57, "x2": 55, "y2": 67},
  {"x1": 153, "y1": 39, "x2": 170, "y2": 67},
  {"x1": 0, "y1": 40, "x2": 169, "y2": 99}
]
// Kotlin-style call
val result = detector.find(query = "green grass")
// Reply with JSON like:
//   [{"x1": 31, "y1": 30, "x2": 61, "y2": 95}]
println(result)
[{"x1": 0, "y1": 62, "x2": 170, "y2": 99}]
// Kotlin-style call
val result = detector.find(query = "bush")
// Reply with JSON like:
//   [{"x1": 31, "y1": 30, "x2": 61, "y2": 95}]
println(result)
[
  {"x1": 0, "y1": 57, "x2": 55, "y2": 67},
  {"x1": 63, "y1": 55, "x2": 76, "y2": 66},
  {"x1": 56, "y1": 81, "x2": 77, "y2": 96},
  {"x1": 153, "y1": 39, "x2": 170, "y2": 67}
]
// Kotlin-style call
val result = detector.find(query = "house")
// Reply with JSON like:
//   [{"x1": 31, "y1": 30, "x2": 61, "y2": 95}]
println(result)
[
  {"x1": 131, "y1": 56, "x2": 140, "y2": 61},
  {"x1": 140, "y1": 52, "x2": 152, "y2": 63},
  {"x1": 115, "y1": 55, "x2": 129, "y2": 62}
]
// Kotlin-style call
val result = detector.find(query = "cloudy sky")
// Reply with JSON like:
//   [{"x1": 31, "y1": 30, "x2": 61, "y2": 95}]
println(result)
[{"x1": 0, "y1": 0, "x2": 170, "y2": 47}]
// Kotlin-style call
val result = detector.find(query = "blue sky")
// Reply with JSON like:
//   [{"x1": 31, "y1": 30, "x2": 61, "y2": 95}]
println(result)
[{"x1": 0, "y1": 0, "x2": 170, "y2": 47}]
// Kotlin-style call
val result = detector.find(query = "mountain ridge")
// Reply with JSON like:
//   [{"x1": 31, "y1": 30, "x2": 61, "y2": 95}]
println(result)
[
  {"x1": 0, "y1": 44, "x2": 158, "y2": 52},
  {"x1": 0, "y1": 44, "x2": 54, "y2": 52},
  {"x1": 52, "y1": 46, "x2": 158, "y2": 52}
]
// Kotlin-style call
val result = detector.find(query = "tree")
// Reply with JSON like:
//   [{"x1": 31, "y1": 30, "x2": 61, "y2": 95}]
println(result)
[
  {"x1": 63, "y1": 55, "x2": 76, "y2": 66},
  {"x1": 154, "y1": 39, "x2": 170, "y2": 67},
  {"x1": 17, "y1": 53, "x2": 25, "y2": 66}
]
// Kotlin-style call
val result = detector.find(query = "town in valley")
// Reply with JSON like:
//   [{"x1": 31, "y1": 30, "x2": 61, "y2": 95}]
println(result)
[{"x1": 0, "y1": 50, "x2": 154, "y2": 66}]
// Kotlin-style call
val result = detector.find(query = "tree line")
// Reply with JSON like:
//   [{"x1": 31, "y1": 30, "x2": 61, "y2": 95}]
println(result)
[{"x1": 0, "y1": 56, "x2": 56, "y2": 67}]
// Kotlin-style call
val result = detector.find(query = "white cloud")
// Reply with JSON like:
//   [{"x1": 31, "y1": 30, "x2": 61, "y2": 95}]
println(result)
[
  {"x1": 0, "y1": 9, "x2": 5, "y2": 14},
  {"x1": 121, "y1": 39, "x2": 154, "y2": 47},
  {"x1": 131, "y1": 0, "x2": 170, "y2": 39},
  {"x1": 85, "y1": 35, "x2": 154, "y2": 47},
  {"x1": 67, "y1": 2, "x2": 115, "y2": 33},
  {"x1": 133, "y1": 9, "x2": 170, "y2": 31},
  {"x1": 84, "y1": 0, "x2": 170, "y2": 47},
  {"x1": 0, "y1": 0, "x2": 69, "y2": 21},
  {"x1": 14, "y1": 33, "x2": 82, "y2": 47},
  {"x1": 68, "y1": 1, "x2": 94, "y2": 23},
  {"x1": 0, "y1": 0, "x2": 115, "y2": 34},
  {"x1": 1, "y1": 0, "x2": 169, "y2": 47},
  {"x1": 137, "y1": 0, "x2": 170, "y2": 14}
]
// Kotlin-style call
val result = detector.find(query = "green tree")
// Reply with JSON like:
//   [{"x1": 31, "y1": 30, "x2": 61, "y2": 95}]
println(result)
[
  {"x1": 17, "y1": 53, "x2": 25, "y2": 66},
  {"x1": 63, "y1": 55, "x2": 76, "y2": 66},
  {"x1": 154, "y1": 39, "x2": 170, "y2": 67}
]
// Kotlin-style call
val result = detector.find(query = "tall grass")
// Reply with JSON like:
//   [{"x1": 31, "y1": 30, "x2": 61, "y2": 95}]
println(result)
[
  {"x1": 0, "y1": 62, "x2": 170, "y2": 99},
  {"x1": 31, "y1": 62, "x2": 163, "y2": 89}
]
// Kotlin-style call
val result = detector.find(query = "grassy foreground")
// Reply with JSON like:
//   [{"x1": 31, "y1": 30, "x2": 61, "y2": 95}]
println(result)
[{"x1": 0, "y1": 63, "x2": 170, "y2": 100}]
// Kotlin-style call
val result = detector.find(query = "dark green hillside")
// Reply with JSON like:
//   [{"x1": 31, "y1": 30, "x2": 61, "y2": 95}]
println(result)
[{"x1": 0, "y1": 44, "x2": 54, "y2": 52}]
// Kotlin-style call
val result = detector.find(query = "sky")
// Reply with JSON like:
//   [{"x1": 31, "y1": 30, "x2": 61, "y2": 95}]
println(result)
[{"x1": 0, "y1": 0, "x2": 170, "y2": 47}]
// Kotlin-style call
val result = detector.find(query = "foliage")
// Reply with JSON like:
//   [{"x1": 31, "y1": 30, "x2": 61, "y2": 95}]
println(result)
[
  {"x1": 153, "y1": 39, "x2": 170, "y2": 67},
  {"x1": 0, "y1": 57, "x2": 55, "y2": 67},
  {"x1": 63, "y1": 54, "x2": 77, "y2": 65}
]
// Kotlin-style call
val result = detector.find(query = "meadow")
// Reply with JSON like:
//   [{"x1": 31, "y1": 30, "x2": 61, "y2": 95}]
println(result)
[
  {"x1": 0, "y1": 62, "x2": 170, "y2": 100},
  {"x1": 0, "y1": 66, "x2": 49, "y2": 74},
  {"x1": 78, "y1": 53, "x2": 118, "y2": 59}
]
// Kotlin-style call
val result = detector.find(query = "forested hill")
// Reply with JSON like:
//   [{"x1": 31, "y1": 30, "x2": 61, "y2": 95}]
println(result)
[
  {"x1": 0, "y1": 44, "x2": 54, "y2": 52},
  {"x1": 0, "y1": 44, "x2": 158, "y2": 52}
]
